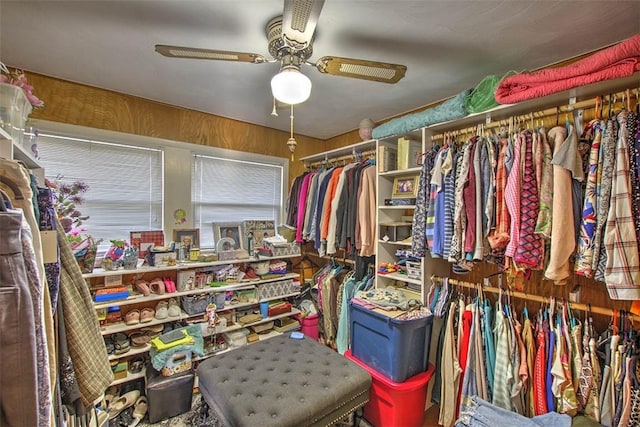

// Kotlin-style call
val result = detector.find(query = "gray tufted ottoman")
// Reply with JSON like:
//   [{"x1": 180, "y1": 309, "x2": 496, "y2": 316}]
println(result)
[{"x1": 197, "y1": 334, "x2": 372, "y2": 427}]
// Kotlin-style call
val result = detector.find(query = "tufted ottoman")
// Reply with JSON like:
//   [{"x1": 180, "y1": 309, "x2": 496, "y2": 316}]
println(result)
[{"x1": 197, "y1": 334, "x2": 372, "y2": 427}]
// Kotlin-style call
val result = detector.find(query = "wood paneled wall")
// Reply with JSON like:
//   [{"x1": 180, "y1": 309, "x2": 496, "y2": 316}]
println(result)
[{"x1": 26, "y1": 72, "x2": 325, "y2": 181}]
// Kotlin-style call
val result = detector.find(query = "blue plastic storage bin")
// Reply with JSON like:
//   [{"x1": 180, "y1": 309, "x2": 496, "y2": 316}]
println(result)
[{"x1": 349, "y1": 301, "x2": 433, "y2": 382}]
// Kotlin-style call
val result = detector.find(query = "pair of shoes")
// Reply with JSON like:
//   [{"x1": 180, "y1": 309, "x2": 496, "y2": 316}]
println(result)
[
  {"x1": 113, "y1": 333, "x2": 130, "y2": 355},
  {"x1": 163, "y1": 277, "x2": 176, "y2": 293},
  {"x1": 128, "y1": 331, "x2": 151, "y2": 348},
  {"x1": 128, "y1": 357, "x2": 145, "y2": 374},
  {"x1": 108, "y1": 390, "x2": 140, "y2": 420}
]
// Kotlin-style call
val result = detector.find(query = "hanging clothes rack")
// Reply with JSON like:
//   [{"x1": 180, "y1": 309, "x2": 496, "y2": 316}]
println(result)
[
  {"x1": 305, "y1": 148, "x2": 376, "y2": 170},
  {"x1": 431, "y1": 275, "x2": 640, "y2": 322},
  {"x1": 429, "y1": 86, "x2": 640, "y2": 143}
]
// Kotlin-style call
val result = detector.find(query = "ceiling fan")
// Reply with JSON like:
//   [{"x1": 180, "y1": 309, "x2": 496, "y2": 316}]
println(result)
[{"x1": 155, "y1": 0, "x2": 407, "y2": 105}]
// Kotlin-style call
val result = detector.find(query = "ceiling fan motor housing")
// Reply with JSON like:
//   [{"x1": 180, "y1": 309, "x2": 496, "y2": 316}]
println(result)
[{"x1": 267, "y1": 16, "x2": 313, "y2": 62}]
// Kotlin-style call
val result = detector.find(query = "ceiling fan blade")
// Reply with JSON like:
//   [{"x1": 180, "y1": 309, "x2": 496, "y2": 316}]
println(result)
[
  {"x1": 315, "y1": 56, "x2": 407, "y2": 84},
  {"x1": 281, "y1": 0, "x2": 325, "y2": 50},
  {"x1": 155, "y1": 45, "x2": 267, "y2": 64}
]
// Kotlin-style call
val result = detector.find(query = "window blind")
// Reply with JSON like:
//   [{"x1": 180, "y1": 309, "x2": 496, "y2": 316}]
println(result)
[
  {"x1": 37, "y1": 133, "x2": 164, "y2": 246},
  {"x1": 192, "y1": 154, "x2": 283, "y2": 248}
]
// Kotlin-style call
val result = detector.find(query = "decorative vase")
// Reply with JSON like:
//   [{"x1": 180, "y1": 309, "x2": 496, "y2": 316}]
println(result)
[
  {"x1": 122, "y1": 246, "x2": 138, "y2": 270},
  {"x1": 358, "y1": 118, "x2": 375, "y2": 141}
]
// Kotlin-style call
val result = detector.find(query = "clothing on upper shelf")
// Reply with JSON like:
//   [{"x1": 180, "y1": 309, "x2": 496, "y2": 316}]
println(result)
[
  {"x1": 412, "y1": 112, "x2": 640, "y2": 299},
  {"x1": 286, "y1": 159, "x2": 376, "y2": 257}
]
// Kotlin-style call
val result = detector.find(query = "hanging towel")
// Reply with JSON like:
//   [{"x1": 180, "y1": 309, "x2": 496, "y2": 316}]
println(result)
[{"x1": 495, "y1": 34, "x2": 640, "y2": 104}]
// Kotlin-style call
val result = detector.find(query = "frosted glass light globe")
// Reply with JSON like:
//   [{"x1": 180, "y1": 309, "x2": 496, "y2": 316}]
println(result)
[{"x1": 271, "y1": 67, "x2": 312, "y2": 105}]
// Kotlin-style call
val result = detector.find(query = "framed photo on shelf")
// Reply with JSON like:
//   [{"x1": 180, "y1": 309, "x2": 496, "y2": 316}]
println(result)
[
  {"x1": 173, "y1": 228, "x2": 200, "y2": 250},
  {"x1": 392, "y1": 175, "x2": 419, "y2": 199},
  {"x1": 213, "y1": 222, "x2": 243, "y2": 250},
  {"x1": 242, "y1": 220, "x2": 275, "y2": 247}
]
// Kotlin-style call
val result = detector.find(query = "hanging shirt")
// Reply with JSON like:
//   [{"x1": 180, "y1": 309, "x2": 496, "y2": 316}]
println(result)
[
  {"x1": 442, "y1": 149, "x2": 459, "y2": 260},
  {"x1": 604, "y1": 110, "x2": 640, "y2": 299},
  {"x1": 504, "y1": 133, "x2": 523, "y2": 259},
  {"x1": 449, "y1": 141, "x2": 472, "y2": 264},
  {"x1": 545, "y1": 125, "x2": 574, "y2": 285},
  {"x1": 488, "y1": 137, "x2": 511, "y2": 250},
  {"x1": 439, "y1": 301, "x2": 463, "y2": 427}
]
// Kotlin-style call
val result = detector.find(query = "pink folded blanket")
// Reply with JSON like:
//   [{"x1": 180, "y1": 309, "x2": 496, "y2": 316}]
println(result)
[{"x1": 496, "y1": 34, "x2": 640, "y2": 104}]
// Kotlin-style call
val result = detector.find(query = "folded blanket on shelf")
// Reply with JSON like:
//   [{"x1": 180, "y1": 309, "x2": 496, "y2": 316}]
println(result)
[
  {"x1": 372, "y1": 89, "x2": 471, "y2": 139},
  {"x1": 495, "y1": 34, "x2": 640, "y2": 104}
]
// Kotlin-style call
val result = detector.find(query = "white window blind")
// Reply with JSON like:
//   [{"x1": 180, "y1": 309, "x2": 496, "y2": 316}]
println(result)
[
  {"x1": 193, "y1": 154, "x2": 283, "y2": 248},
  {"x1": 37, "y1": 133, "x2": 164, "y2": 245}
]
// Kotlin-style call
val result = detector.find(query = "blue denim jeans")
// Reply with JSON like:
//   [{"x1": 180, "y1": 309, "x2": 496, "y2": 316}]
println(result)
[{"x1": 456, "y1": 396, "x2": 571, "y2": 427}]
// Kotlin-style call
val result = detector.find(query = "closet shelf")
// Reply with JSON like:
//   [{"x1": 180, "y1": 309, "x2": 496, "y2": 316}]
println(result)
[
  {"x1": 378, "y1": 166, "x2": 422, "y2": 177},
  {"x1": 378, "y1": 271, "x2": 422, "y2": 286},
  {"x1": 108, "y1": 344, "x2": 151, "y2": 361},
  {"x1": 202, "y1": 308, "x2": 302, "y2": 337},
  {"x1": 83, "y1": 254, "x2": 300, "y2": 279},
  {"x1": 423, "y1": 73, "x2": 640, "y2": 134},
  {"x1": 378, "y1": 239, "x2": 412, "y2": 247},
  {"x1": 110, "y1": 368, "x2": 146, "y2": 386},
  {"x1": 378, "y1": 205, "x2": 415, "y2": 210},
  {"x1": 101, "y1": 310, "x2": 190, "y2": 336}
]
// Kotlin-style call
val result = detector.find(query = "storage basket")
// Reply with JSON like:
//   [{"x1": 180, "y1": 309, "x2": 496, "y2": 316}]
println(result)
[
  {"x1": 258, "y1": 279, "x2": 296, "y2": 300},
  {"x1": 406, "y1": 261, "x2": 422, "y2": 280},
  {"x1": 180, "y1": 293, "x2": 213, "y2": 315}
]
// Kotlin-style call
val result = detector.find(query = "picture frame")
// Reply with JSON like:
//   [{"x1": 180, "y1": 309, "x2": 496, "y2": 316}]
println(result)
[
  {"x1": 213, "y1": 222, "x2": 243, "y2": 250},
  {"x1": 392, "y1": 175, "x2": 419, "y2": 199},
  {"x1": 242, "y1": 220, "x2": 275, "y2": 247},
  {"x1": 173, "y1": 228, "x2": 200, "y2": 250}
]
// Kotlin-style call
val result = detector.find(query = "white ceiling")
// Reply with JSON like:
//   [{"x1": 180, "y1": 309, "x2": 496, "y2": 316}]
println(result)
[{"x1": 1, "y1": 1, "x2": 639, "y2": 140}]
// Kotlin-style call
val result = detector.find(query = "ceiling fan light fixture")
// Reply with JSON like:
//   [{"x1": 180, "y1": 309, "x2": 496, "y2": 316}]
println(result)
[{"x1": 271, "y1": 65, "x2": 312, "y2": 105}]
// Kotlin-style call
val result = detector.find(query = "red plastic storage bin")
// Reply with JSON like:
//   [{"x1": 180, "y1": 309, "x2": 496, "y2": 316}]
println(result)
[
  {"x1": 300, "y1": 313, "x2": 319, "y2": 341},
  {"x1": 345, "y1": 350, "x2": 434, "y2": 427}
]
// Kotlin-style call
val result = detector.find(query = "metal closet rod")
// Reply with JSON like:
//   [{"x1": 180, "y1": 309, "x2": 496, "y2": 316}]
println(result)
[
  {"x1": 430, "y1": 86, "x2": 640, "y2": 141},
  {"x1": 305, "y1": 149, "x2": 376, "y2": 169},
  {"x1": 430, "y1": 275, "x2": 640, "y2": 322}
]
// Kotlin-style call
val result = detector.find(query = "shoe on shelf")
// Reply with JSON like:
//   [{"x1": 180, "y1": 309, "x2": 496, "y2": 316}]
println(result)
[
  {"x1": 155, "y1": 301, "x2": 169, "y2": 320},
  {"x1": 124, "y1": 309, "x2": 140, "y2": 326},
  {"x1": 129, "y1": 396, "x2": 148, "y2": 427},
  {"x1": 168, "y1": 298, "x2": 181, "y2": 317},
  {"x1": 149, "y1": 278, "x2": 165, "y2": 295},
  {"x1": 113, "y1": 333, "x2": 130, "y2": 355},
  {"x1": 140, "y1": 307, "x2": 155, "y2": 323},
  {"x1": 163, "y1": 277, "x2": 176, "y2": 293},
  {"x1": 135, "y1": 280, "x2": 150, "y2": 296},
  {"x1": 107, "y1": 390, "x2": 140, "y2": 420}
]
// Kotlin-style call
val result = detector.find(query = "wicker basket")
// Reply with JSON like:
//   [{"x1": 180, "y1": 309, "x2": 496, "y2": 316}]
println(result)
[{"x1": 181, "y1": 293, "x2": 213, "y2": 315}]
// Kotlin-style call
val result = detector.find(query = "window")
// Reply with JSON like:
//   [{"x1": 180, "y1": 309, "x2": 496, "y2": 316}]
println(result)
[
  {"x1": 37, "y1": 133, "x2": 164, "y2": 246},
  {"x1": 192, "y1": 154, "x2": 284, "y2": 248}
]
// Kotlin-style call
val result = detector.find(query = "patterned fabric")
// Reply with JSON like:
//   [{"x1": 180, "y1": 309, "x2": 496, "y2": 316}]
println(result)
[
  {"x1": 492, "y1": 304, "x2": 514, "y2": 411},
  {"x1": 575, "y1": 121, "x2": 602, "y2": 276},
  {"x1": 412, "y1": 147, "x2": 438, "y2": 257},
  {"x1": 534, "y1": 324, "x2": 549, "y2": 415},
  {"x1": 504, "y1": 133, "x2": 523, "y2": 259},
  {"x1": 443, "y1": 149, "x2": 459, "y2": 259},
  {"x1": 593, "y1": 120, "x2": 617, "y2": 281},
  {"x1": 57, "y1": 217, "x2": 114, "y2": 405},
  {"x1": 604, "y1": 111, "x2": 640, "y2": 299},
  {"x1": 488, "y1": 137, "x2": 510, "y2": 250},
  {"x1": 37, "y1": 187, "x2": 60, "y2": 314},
  {"x1": 626, "y1": 112, "x2": 640, "y2": 251},
  {"x1": 514, "y1": 131, "x2": 542, "y2": 268},
  {"x1": 535, "y1": 128, "x2": 554, "y2": 239}
]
